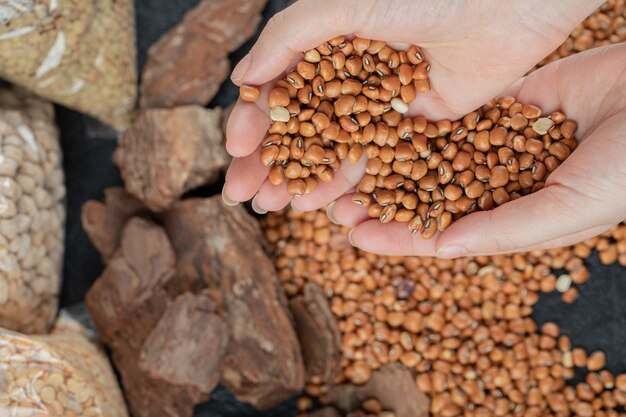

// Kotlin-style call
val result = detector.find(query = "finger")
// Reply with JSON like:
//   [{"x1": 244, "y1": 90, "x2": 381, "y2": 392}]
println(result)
[
  {"x1": 231, "y1": 0, "x2": 453, "y2": 86},
  {"x1": 226, "y1": 79, "x2": 275, "y2": 157},
  {"x1": 223, "y1": 147, "x2": 269, "y2": 202},
  {"x1": 513, "y1": 224, "x2": 614, "y2": 254},
  {"x1": 499, "y1": 44, "x2": 626, "y2": 138},
  {"x1": 435, "y1": 167, "x2": 622, "y2": 259},
  {"x1": 349, "y1": 220, "x2": 438, "y2": 257},
  {"x1": 252, "y1": 179, "x2": 292, "y2": 212},
  {"x1": 435, "y1": 45, "x2": 626, "y2": 258},
  {"x1": 231, "y1": 0, "x2": 365, "y2": 86},
  {"x1": 291, "y1": 153, "x2": 367, "y2": 211},
  {"x1": 328, "y1": 194, "x2": 370, "y2": 227}
]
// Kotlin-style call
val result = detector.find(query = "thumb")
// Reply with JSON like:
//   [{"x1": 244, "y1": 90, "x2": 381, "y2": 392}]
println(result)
[{"x1": 435, "y1": 119, "x2": 626, "y2": 258}]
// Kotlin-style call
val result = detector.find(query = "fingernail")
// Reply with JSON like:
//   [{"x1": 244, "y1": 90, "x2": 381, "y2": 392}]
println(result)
[
  {"x1": 348, "y1": 228, "x2": 358, "y2": 247},
  {"x1": 437, "y1": 244, "x2": 469, "y2": 259},
  {"x1": 231, "y1": 53, "x2": 251, "y2": 84},
  {"x1": 222, "y1": 186, "x2": 239, "y2": 207},
  {"x1": 290, "y1": 200, "x2": 302, "y2": 212},
  {"x1": 251, "y1": 196, "x2": 267, "y2": 215},
  {"x1": 326, "y1": 201, "x2": 339, "y2": 224}
]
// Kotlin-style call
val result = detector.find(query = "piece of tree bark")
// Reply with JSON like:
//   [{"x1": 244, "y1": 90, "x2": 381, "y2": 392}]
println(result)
[
  {"x1": 310, "y1": 407, "x2": 343, "y2": 417},
  {"x1": 290, "y1": 283, "x2": 342, "y2": 385},
  {"x1": 324, "y1": 364, "x2": 430, "y2": 417},
  {"x1": 139, "y1": 291, "x2": 228, "y2": 392},
  {"x1": 140, "y1": 0, "x2": 268, "y2": 108},
  {"x1": 113, "y1": 106, "x2": 227, "y2": 211},
  {"x1": 86, "y1": 218, "x2": 227, "y2": 417},
  {"x1": 161, "y1": 197, "x2": 305, "y2": 410},
  {"x1": 81, "y1": 187, "x2": 149, "y2": 261}
]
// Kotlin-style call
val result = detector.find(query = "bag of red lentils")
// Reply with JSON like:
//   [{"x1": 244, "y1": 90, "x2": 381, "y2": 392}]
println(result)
[
  {"x1": 0, "y1": 311, "x2": 129, "y2": 417},
  {"x1": 0, "y1": 0, "x2": 137, "y2": 130}
]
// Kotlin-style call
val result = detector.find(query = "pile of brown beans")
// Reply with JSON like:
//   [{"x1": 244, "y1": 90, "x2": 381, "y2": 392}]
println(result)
[
  {"x1": 257, "y1": 2, "x2": 626, "y2": 416},
  {"x1": 539, "y1": 0, "x2": 626, "y2": 67},
  {"x1": 352, "y1": 98, "x2": 577, "y2": 239},
  {"x1": 243, "y1": 37, "x2": 578, "y2": 239},
  {"x1": 241, "y1": 36, "x2": 431, "y2": 197},
  {"x1": 262, "y1": 209, "x2": 626, "y2": 417}
]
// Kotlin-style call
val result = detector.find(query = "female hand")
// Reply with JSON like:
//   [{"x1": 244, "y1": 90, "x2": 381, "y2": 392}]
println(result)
[
  {"x1": 223, "y1": 0, "x2": 602, "y2": 214},
  {"x1": 331, "y1": 44, "x2": 626, "y2": 257}
]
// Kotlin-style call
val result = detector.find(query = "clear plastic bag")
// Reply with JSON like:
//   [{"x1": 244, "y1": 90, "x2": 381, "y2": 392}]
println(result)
[
  {"x1": 0, "y1": 88, "x2": 65, "y2": 334},
  {"x1": 0, "y1": 0, "x2": 137, "y2": 130},
  {"x1": 0, "y1": 311, "x2": 129, "y2": 417}
]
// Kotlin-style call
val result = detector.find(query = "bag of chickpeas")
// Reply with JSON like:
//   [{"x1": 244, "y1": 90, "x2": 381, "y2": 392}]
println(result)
[
  {"x1": 0, "y1": 0, "x2": 137, "y2": 130},
  {"x1": 0, "y1": 311, "x2": 129, "y2": 417},
  {"x1": 0, "y1": 88, "x2": 65, "y2": 334}
]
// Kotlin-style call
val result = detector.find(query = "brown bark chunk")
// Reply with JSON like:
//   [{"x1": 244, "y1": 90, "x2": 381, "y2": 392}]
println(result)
[
  {"x1": 113, "y1": 106, "x2": 228, "y2": 211},
  {"x1": 140, "y1": 0, "x2": 268, "y2": 108},
  {"x1": 139, "y1": 292, "x2": 228, "y2": 392},
  {"x1": 81, "y1": 187, "x2": 149, "y2": 261},
  {"x1": 310, "y1": 407, "x2": 343, "y2": 417},
  {"x1": 161, "y1": 197, "x2": 305, "y2": 410},
  {"x1": 86, "y1": 218, "x2": 225, "y2": 417},
  {"x1": 290, "y1": 283, "x2": 342, "y2": 385},
  {"x1": 324, "y1": 364, "x2": 430, "y2": 417}
]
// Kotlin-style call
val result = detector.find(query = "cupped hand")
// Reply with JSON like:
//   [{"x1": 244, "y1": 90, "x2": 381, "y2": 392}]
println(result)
[
  {"x1": 223, "y1": 0, "x2": 602, "y2": 213},
  {"x1": 331, "y1": 43, "x2": 626, "y2": 257}
]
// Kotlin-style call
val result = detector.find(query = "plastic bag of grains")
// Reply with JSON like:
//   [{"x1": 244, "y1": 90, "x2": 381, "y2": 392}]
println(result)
[
  {"x1": 0, "y1": 311, "x2": 129, "y2": 417},
  {"x1": 0, "y1": 88, "x2": 65, "y2": 334},
  {"x1": 0, "y1": 0, "x2": 137, "y2": 130}
]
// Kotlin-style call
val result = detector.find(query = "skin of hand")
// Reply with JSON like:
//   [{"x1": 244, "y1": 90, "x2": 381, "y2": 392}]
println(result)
[
  {"x1": 331, "y1": 43, "x2": 626, "y2": 257},
  {"x1": 222, "y1": 0, "x2": 615, "y2": 256}
]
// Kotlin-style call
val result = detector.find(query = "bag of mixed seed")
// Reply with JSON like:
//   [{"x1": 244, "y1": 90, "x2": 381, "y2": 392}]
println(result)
[
  {"x1": 0, "y1": 310, "x2": 129, "y2": 417},
  {"x1": 0, "y1": 0, "x2": 137, "y2": 130},
  {"x1": 0, "y1": 88, "x2": 65, "y2": 334}
]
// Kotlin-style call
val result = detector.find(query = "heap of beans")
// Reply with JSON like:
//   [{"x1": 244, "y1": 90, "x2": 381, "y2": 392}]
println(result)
[
  {"x1": 352, "y1": 98, "x2": 577, "y2": 239},
  {"x1": 241, "y1": 36, "x2": 432, "y2": 197},
  {"x1": 262, "y1": 210, "x2": 626, "y2": 417},
  {"x1": 241, "y1": 38, "x2": 578, "y2": 239},
  {"x1": 539, "y1": 0, "x2": 626, "y2": 67}
]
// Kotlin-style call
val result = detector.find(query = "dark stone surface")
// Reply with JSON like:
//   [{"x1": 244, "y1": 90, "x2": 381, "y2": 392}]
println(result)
[{"x1": 56, "y1": 0, "x2": 626, "y2": 416}]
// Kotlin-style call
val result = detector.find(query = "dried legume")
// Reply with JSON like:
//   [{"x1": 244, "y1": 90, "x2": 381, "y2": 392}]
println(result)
[
  {"x1": 0, "y1": 311, "x2": 128, "y2": 417},
  {"x1": 261, "y1": 208, "x2": 626, "y2": 416},
  {"x1": 0, "y1": 89, "x2": 65, "y2": 334}
]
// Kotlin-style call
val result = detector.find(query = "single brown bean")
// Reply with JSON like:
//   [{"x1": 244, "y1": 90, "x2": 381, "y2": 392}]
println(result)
[
  {"x1": 548, "y1": 142, "x2": 571, "y2": 161},
  {"x1": 489, "y1": 166, "x2": 509, "y2": 188},
  {"x1": 296, "y1": 61, "x2": 317, "y2": 80},
  {"x1": 240, "y1": 85, "x2": 261, "y2": 102}
]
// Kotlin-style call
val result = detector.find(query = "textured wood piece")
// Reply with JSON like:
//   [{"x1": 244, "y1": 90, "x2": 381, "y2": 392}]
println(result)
[
  {"x1": 139, "y1": 292, "x2": 228, "y2": 392},
  {"x1": 310, "y1": 408, "x2": 342, "y2": 417},
  {"x1": 290, "y1": 283, "x2": 342, "y2": 385},
  {"x1": 85, "y1": 218, "x2": 226, "y2": 417},
  {"x1": 162, "y1": 197, "x2": 305, "y2": 410},
  {"x1": 113, "y1": 106, "x2": 228, "y2": 211},
  {"x1": 140, "y1": 0, "x2": 269, "y2": 108},
  {"x1": 325, "y1": 364, "x2": 430, "y2": 417},
  {"x1": 81, "y1": 187, "x2": 149, "y2": 261}
]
